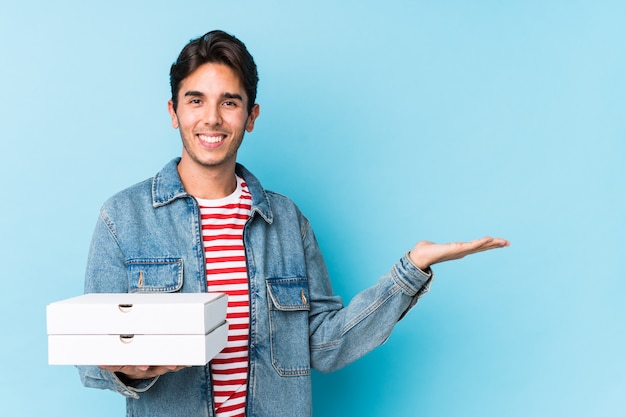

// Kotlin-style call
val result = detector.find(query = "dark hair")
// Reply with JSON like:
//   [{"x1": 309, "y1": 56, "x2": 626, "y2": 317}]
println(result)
[{"x1": 169, "y1": 30, "x2": 259, "y2": 113}]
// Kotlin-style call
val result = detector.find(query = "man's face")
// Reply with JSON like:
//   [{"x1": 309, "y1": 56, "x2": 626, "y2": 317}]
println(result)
[{"x1": 168, "y1": 62, "x2": 259, "y2": 175}]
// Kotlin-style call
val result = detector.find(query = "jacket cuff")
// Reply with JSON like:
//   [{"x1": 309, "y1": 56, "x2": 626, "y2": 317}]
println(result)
[
  {"x1": 391, "y1": 253, "x2": 433, "y2": 297},
  {"x1": 96, "y1": 368, "x2": 158, "y2": 399},
  {"x1": 112, "y1": 371, "x2": 160, "y2": 396}
]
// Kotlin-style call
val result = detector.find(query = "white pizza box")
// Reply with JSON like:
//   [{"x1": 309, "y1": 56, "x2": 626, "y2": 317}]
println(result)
[
  {"x1": 47, "y1": 293, "x2": 227, "y2": 335},
  {"x1": 48, "y1": 321, "x2": 228, "y2": 365}
]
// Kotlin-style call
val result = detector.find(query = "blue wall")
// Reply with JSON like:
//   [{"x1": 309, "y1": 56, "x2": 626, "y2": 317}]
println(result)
[{"x1": 1, "y1": 1, "x2": 624, "y2": 416}]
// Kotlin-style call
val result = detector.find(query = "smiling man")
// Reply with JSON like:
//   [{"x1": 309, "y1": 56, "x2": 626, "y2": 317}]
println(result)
[
  {"x1": 170, "y1": 61, "x2": 260, "y2": 199},
  {"x1": 78, "y1": 30, "x2": 508, "y2": 417}
]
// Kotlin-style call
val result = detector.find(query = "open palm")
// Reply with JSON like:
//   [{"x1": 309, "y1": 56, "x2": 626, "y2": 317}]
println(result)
[{"x1": 409, "y1": 236, "x2": 510, "y2": 271}]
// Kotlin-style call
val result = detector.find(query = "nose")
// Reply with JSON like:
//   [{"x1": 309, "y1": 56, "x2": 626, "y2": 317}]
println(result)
[{"x1": 203, "y1": 103, "x2": 222, "y2": 126}]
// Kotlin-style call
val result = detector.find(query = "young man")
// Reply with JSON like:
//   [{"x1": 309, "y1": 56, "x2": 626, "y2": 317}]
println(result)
[{"x1": 78, "y1": 30, "x2": 509, "y2": 417}]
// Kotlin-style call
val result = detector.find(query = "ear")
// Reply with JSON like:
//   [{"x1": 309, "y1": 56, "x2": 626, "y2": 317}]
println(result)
[
  {"x1": 245, "y1": 104, "x2": 260, "y2": 132},
  {"x1": 167, "y1": 100, "x2": 179, "y2": 129}
]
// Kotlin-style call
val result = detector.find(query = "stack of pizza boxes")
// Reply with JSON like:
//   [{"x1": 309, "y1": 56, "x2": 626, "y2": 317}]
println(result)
[{"x1": 47, "y1": 293, "x2": 228, "y2": 366}]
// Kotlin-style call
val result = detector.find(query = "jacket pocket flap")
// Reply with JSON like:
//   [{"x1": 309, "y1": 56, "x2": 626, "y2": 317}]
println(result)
[
  {"x1": 266, "y1": 278, "x2": 310, "y2": 311},
  {"x1": 127, "y1": 258, "x2": 183, "y2": 293}
]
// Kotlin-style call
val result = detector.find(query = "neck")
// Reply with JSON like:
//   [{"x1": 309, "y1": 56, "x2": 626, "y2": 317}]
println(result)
[{"x1": 177, "y1": 158, "x2": 238, "y2": 200}]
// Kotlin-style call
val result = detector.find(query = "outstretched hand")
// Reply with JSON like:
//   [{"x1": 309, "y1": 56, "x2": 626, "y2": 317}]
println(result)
[{"x1": 409, "y1": 236, "x2": 509, "y2": 271}]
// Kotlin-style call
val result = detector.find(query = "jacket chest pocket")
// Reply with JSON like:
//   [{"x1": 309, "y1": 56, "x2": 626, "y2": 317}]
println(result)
[
  {"x1": 266, "y1": 278, "x2": 311, "y2": 377},
  {"x1": 126, "y1": 258, "x2": 184, "y2": 293}
]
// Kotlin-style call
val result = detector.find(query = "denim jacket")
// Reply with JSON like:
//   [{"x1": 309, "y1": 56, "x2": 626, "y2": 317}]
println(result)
[{"x1": 78, "y1": 158, "x2": 432, "y2": 417}]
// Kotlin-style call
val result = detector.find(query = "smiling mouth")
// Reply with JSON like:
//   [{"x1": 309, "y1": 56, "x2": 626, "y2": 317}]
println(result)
[{"x1": 198, "y1": 133, "x2": 226, "y2": 144}]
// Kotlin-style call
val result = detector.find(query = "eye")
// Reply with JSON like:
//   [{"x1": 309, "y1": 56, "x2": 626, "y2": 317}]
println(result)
[
  {"x1": 223, "y1": 100, "x2": 238, "y2": 107},
  {"x1": 190, "y1": 98, "x2": 202, "y2": 105}
]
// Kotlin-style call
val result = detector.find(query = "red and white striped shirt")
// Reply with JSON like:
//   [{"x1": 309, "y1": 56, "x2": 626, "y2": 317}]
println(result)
[{"x1": 197, "y1": 176, "x2": 251, "y2": 417}]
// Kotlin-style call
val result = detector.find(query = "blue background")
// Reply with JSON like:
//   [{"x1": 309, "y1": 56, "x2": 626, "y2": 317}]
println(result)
[{"x1": 1, "y1": 1, "x2": 624, "y2": 416}]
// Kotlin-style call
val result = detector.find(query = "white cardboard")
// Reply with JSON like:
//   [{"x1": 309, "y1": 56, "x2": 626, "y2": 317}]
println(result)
[
  {"x1": 48, "y1": 321, "x2": 228, "y2": 365},
  {"x1": 47, "y1": 293, "x2": 227, "y2": 335}
]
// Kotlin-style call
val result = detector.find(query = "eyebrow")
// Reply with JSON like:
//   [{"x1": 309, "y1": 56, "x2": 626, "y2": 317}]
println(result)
[
  {"x1": 184, "y1": 90, "x2": 205, "y2": 98},
  {"x1": 183, "y1": 91, "x2": 244, "y2": 101},
  {"x1": 222, "y1": 92, "x2": 244, "y2": 101}
]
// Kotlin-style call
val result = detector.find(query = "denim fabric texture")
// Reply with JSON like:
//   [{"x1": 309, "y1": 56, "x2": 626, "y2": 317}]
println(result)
[{"x1": 78, "y1": 158, "x2": 433, "y2": 417}]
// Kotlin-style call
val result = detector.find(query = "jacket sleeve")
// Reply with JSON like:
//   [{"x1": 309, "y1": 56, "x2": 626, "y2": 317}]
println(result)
[
  {"x1": 77, "y1": 209, "x2": 158, "y2": 399},
  {"x1": 304, "y1": 218, "x2": 433, "y2": 373}
]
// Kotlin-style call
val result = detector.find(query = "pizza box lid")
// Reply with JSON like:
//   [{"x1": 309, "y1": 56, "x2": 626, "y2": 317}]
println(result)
[{"x1": 46, "y1": 293, "x2": 227, "y2": 335}]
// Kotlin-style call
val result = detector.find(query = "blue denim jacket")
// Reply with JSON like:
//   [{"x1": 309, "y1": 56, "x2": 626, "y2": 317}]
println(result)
[{"x1": 78, "y1": 158, "x2": 432, "y2": 417}]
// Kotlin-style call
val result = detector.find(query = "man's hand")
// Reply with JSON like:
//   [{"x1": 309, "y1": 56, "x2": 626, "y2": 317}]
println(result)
[
  {"x1": 409, "y1": 236, "x2": 509, "y2": 271},
  {"x1": 99, "y1": 365, "x2": 187, "y2": 380}
]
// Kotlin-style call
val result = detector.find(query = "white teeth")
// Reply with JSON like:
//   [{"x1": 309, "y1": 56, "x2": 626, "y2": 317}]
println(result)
[{"x1": 198, "y1": 134, "x2": 223, "y2": 144}]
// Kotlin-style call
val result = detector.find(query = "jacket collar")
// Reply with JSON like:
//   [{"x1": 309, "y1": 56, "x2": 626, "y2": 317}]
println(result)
[{"x1": 152, "y1": 158, "x2": 273, "y2": 224}]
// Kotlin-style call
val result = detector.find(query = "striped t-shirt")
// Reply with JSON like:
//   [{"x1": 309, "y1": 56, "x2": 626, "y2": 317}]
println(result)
[{"x1": 196, "y1": 175, "x2": 251, "y2": 417}]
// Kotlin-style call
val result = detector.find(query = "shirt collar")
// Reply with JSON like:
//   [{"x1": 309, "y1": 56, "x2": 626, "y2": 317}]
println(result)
[{"x1": 152, "y1": 158, "x2": 273, "y2": 224}]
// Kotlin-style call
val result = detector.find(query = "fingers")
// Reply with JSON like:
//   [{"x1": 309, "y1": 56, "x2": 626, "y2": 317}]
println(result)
[
  {"x1": 478, "y1": 236, "x2": 510, "y2": 249},
  {"x1": 99, "y1": 365, "x2": 187, "y2": 380},
  {"x1": 464, "y1": 237, "x2": 509, "y2": 252}
]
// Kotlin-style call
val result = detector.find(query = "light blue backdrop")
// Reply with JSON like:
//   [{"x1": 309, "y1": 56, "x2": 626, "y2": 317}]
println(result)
[{"x1": 1, "y1": 1, "x2": 624, "y2": 416}]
